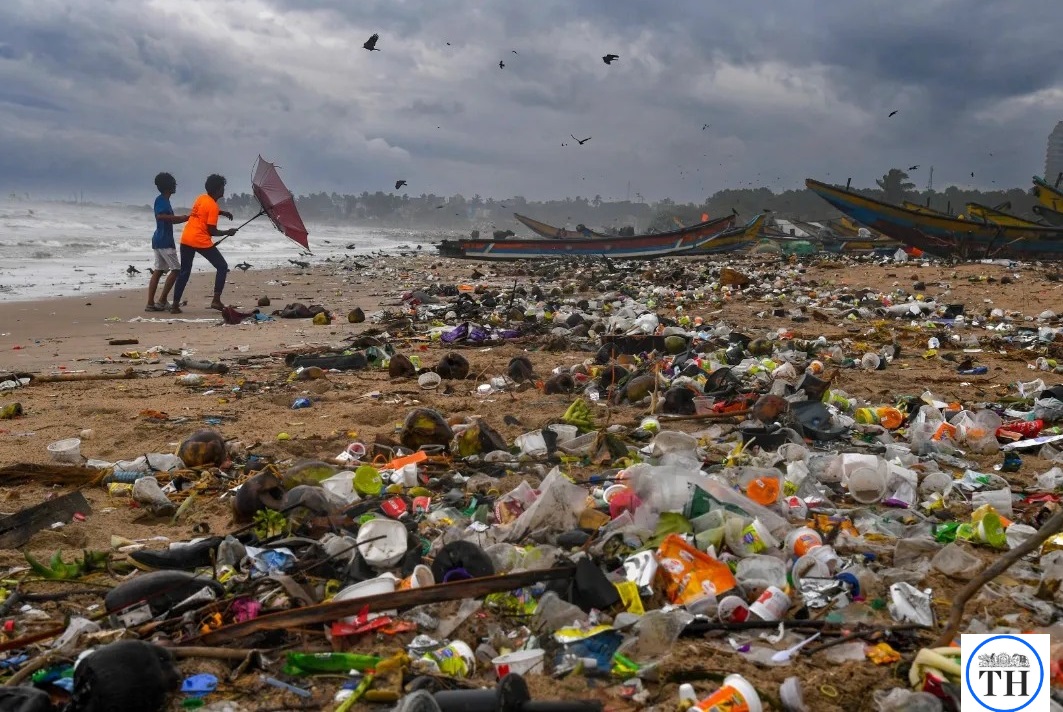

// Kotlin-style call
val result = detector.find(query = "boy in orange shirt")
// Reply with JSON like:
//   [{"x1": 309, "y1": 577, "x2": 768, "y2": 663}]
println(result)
[{"x1": 170, "y1": 174, "x2": 236, "y2": 314}]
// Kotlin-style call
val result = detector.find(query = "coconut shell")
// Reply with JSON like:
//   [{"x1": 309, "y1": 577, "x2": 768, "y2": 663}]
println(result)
[
  {"x1": 400, "y1": 408, "x2": 454, "y2": 451},
  {"x1": 232, "y1": 471, "x2": 285, "y2": 524},
  {"x1": 389, "y1": 353, "x2": 417, "y2": 378},
  {"x1": 506, "y1": 356, "x2": 535, "y2": 382},
  {"x1": 312, "y1": 312, "x2": 332, "y2": 325},
  {"x1": 71, "y1": 640, "x2": 180, "y2": 712},
  {"x1": 435, "y1": 352, "x2": 470, "y2": 380},
  {"x1": 664, "y1": 335, "x2": 688, "y2": 355},
  {"x1": 348, "y1": 307, "x2": 366, "y2": 323},
  {"x1": 543, "y1": 373, "x2": 576, "y2": 395},
  {"x1": 751, "y1": 394, "x2": 789, "y2": 423},
  {"x1": 662, "y1": 385, "x2": 697, "y2": 415},
  {"x1": 615, "y1": 373, "x2": 657, "y2": 404},
  {"x1": 257, "y1": 296, "x2": 270, "y2": 307},
  {"x1": 597, "y1": 364, "x2": 629, "y2": 389},
  {"x1": 177, "y1": 429, "x2": 228, "y2": 468}
]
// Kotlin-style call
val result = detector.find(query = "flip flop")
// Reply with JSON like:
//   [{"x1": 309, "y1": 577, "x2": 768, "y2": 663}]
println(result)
[{"x1": 144, "y1": 305, "x2": 163, "y2": 312}]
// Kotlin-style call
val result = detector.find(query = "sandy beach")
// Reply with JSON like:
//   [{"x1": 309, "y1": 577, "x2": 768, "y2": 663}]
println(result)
[{"x1": 0, "y1": 252, "x2": 1061, "y2": 710}]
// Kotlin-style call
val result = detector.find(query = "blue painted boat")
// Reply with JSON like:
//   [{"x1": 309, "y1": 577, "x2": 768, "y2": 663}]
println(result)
[
  {"x1": 436, "y1": 215, "x2": 736, "y2": 260},
  {"x1": 806, "y1": 179, "x2": 1063, "y2": 260}
]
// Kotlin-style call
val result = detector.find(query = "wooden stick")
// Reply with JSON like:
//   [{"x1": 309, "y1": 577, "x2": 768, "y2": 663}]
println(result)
[
  {"x1": 933, "y1": 506, "x2": 1063, "y2": 647},
  {"x1": 657, "y1": 408, "x2": 750, "y2": 422},
  {"x1": 194, "y1": 566, "x2": 574, "y2": 645},
  {"x1": 30, "y1": 368, "x2": 141, "y2": 383},
  {"x1": 171, "y1": 646, "x2": 265, "y2": 661}
]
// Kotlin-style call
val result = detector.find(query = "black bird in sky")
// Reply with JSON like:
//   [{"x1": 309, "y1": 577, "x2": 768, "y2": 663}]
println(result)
[
  {"x1": 908, "y1": 165, "x2": 920, "y2": 170},
  {"x1": 702, "y1": 123, "x2": 709, "y2": 130},
  {"x1": 499, "y1": 60, "x2": 505, "y2": 69},
  {"x1": 888, "y1": 110, "x2": 898, "y2": 117},
  {"x1": 571, "y1": 135, "x2": 591, "y2": 145},
  {"x1": 234, "y1": 262, "x2": 252, "y2": 271},
  {"x1": 971, "y1": 171, "x2": 975, "y2": 178},
  {"x1": 395, "y1": 180, "x2": 407, "y2": 190},
  {"x1": 363, "y1": 33, "x2": 380, "y2": 51},
  {"x1": 512, "y1": 50, "x2": 518, "y2": 54},
  {"x1": 126, "y1": 265, "x2": 140, "y2": 275},
  {"x1": 446, "y1": 42, "x2": 451, "y2": 46},
  {"x1": 602, "y1": 54, "x2": 619, "y2": 65}
]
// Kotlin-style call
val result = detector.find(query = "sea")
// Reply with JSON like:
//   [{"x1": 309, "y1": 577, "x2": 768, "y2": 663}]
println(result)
[{"x1": 0, "y1": 199, "x2": 453, "y2": 302}]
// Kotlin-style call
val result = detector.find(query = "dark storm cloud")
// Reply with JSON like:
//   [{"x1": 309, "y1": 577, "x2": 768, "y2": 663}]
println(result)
[{"x1": 0, "y1": 0, "x2": 1060, "y2": 203}]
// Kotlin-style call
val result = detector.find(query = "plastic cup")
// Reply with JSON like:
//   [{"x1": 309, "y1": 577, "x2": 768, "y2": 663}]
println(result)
[
  {"x1": 717, "y1": 595, "x2": 750, "y2": 624},
  {"x1": 547, "y1": 423, "x2": 578, "y2": 443},
  {"x1": 353, "y1": 465, "x2": 383, "y2": 496},
  {"x1": 491, "y1": 648, "x2": 545, "y2": 679},
  {"x1": 417, "y1": 372, "x2": 441, "y2": 390},
  {"x1": 47, "y1": 438, "x2": 82, "y2": 464},
  {"x1": 695, "y1": 674, "x2": 763, "y2": 712},
  {"x1": 748, "y1": 585, "x2": 791, "y2": 621},
  {"x1": 356, "y1": 518, "x2": 408, "y2": 568},
  {"x1": 399, "y1": 564, "x2": 435, "y2": 590},
  {"x1": 785, "y1": 527, "x2": 823, "y2": 557},
  {"x1": 848, "y1": 466, "x2": 887, "y2": 504}
]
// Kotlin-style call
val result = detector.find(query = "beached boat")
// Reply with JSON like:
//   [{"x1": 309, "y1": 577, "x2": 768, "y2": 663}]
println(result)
[
  {"x1": 693, "y1": 214, "x2": 766, "y2": 254},
  {"x1": 1032, "y1": 177, "x2": 1063, "y2": 226},
  {"x1": 512, "y1": 213, "x2": 608, "y2": 239},
  {"x1": 436, "y1": 215, "x2": 736, "y2": 260},
  {"x1": 965, "y1": 202, "x2": 1043, "y2": 228},
  {"x1": 806, "y1": 178, "x2": 1063, "y2": 260}
]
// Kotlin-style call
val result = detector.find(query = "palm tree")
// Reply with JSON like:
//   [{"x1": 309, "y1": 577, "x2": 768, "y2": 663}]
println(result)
[{"x1": 876, "y1": 169, "x2": 916, "y2": 204}]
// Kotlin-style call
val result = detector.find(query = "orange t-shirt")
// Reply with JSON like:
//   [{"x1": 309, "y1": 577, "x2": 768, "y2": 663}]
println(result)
[{"x1": 181, "y1": 194, "x2": 220, "y2": 249}]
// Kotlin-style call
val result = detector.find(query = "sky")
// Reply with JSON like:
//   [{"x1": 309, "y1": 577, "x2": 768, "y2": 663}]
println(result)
[{"x1": 1, "y1": 0, "x2": 1062, "y2": 204}]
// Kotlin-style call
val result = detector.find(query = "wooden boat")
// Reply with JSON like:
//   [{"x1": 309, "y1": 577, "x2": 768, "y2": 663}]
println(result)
[
  {"x1": 965, "y1": 202, "x2": 1043, "y2": 228},
  {"x1": 805, "y1": 178, "x2": 1063, "y2": 260},
  {"x1": 512, "y1": 213, "x2": 608, "y2": 239},
  {"x1": 436, "y1": 215, "x2": 736, "y2": 260},
  {"x1": 693, "y1": 214, "x2": 766, "y2": 254},
  {"x1": 1032, "y1": 177, "x2": 1063, "y2": 226}
]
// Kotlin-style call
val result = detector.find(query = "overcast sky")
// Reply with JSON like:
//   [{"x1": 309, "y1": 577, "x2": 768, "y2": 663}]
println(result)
[{"x1": 2, "y1": 0, "x2": 1062, "y2": 204}]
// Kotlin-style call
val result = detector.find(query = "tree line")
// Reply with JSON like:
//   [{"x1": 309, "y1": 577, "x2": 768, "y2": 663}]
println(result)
[{"x1": 219, "y1": 170, "x2": 1045, "y2": 232}]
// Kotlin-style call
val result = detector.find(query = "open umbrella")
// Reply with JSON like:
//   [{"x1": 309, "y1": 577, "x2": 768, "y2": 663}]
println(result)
[{"x1": 216, "y1": 156, "x2": 310, "y2": 253}]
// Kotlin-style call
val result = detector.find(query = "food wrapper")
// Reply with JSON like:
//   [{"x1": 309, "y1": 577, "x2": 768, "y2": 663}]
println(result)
[
  {"x1": 614, "y1": 581, "x2": 645, "y2": 615},
  {"x1": 867, "y1": 642, "x2": 901, "y2": 665},
  {"x1": 553, "y1": 624, "x2": 615, "y2": 645},
  {"x1": 1042, "y1": 533, "x2": 1063, "y2": 555},
  {"x1": 654, "y1": 534, "x2": 737, "y2": 605},
  {"x1": 888, "y1": 582, "x2": 935, "y2": 626},
  {"x1": 623, "y1": 551, "x2": 658, "y2": 597},
  {"x1": 797, "y1": 577, "x2": 851, "y2": 609}
]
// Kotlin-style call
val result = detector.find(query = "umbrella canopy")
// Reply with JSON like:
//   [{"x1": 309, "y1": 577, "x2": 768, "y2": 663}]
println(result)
[{"x1": 251, "y1": 156, "x2": 310, "y2": 252}]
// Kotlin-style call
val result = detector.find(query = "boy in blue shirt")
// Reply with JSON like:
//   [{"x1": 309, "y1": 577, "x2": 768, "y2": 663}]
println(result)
[{"x1": 147, "y1": 172, "x2": 189, "y2": 311}]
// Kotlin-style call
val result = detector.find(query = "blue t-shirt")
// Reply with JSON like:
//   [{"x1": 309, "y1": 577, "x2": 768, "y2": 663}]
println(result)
[{"x1": 152, "y1": 194, "x2": 175, "y2": 249}]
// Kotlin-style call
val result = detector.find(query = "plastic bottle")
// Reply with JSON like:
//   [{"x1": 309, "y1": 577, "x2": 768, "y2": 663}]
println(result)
[{"x1": 284, "y1": 652, "x2": 381, "y2": 675}]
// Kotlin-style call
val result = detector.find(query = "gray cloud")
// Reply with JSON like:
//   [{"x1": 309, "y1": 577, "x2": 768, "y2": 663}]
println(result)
[{"x1": 0, "y1": 0, "x2": 1061, "y2": 204}]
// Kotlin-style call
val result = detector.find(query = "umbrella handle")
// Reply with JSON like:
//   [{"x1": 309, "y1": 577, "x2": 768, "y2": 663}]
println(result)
[{"x1": 214, "y1": 209, "x2": 266, "y2": 247}]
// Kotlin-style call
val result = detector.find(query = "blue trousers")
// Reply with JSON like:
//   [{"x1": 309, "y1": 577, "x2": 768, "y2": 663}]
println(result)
[{"x1": 172, "y1": 244, "x2": 228, "y2": 304}]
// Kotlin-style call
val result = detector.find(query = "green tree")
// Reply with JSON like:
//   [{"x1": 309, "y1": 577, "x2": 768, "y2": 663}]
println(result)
[{"x1": 875, "y1": 169, "x2": 916, "y2": 204}]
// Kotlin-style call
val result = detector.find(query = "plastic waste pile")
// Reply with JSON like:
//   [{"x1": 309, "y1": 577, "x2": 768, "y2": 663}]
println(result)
[{"x1": 7, "y1": 256, "x2": 1063, "y2": 712}]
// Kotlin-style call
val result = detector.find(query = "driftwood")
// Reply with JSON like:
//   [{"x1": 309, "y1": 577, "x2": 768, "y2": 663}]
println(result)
[
  {"x1": 933, "y1": 506, "x2": 1063, "y2": 647},
  {"x1": 0, "y1": 463, "x2": 104, "y2": 487},
  {"x1": 29, "y1": 368, "x2": 140, "y2": 383},
  {"x1": 657, "y1": 409, "x2": 750, "y2": 422},
  {"x1": 0, "y1": 491, "x2": 91, "y2": 548},
  {"x1": 195, "y1": 566, "x2": 575, "y2": 645}
]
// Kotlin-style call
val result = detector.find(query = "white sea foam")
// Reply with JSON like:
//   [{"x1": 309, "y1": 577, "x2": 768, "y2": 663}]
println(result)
[{"x1": 0, "y1": 199, "x2": 447, "y2": 301}]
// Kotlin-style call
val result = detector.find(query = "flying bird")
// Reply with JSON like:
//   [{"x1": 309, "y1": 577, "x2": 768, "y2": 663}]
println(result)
[
  {"x1": 602, "y1": 54, "x2": 619, "y2": 65},
  {"x1": 499, "y1": 60, "x2": 505, "y2": 69},
  {"x1": 126, "y1": 265, "x2": 140, "y2": 275},
  {"x1": 908, "y1": 165, "x2": 920, "y2": 171},
  {"x1": 363, "y1": 33, "x2": 380, "y2": 51},
  {"x1": 395, "y1": 180, "x2": 407, "y2": 190},
  {"x1": 971, "y1": 171, "x2": 975, "y2": 178},
  {"x1": 512, "y1": 50, "x2": 518, "y2": 54},
  {"x1": 888, "y1": 110, "x2": 898, "y2": 117},
  {"x1": 234, "y1": 262, "x2": 252, "y2": 271},
  {"x1": 571, "y1": 135, "x2": 591, "y2": 145},
  {"x1": 702, "y1": 123, "x2": 710, "y2": 130},
  {"x1": 445, "y1": 42, "x2": 451, "y2": 46}
]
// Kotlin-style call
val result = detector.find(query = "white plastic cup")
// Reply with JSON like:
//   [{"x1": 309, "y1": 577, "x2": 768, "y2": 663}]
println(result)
[
  {"x1": 400, "y1": 564, "x2": 435, "y2": 590},
  {"x1": 47, "y1": 438, "x2": 82, "y2": 464},
  {"x1": 695, "y1": 674, "x2": 763, "y2": 712},
  {"x1": 785, "y1": 527, "x2": 823, "y2": 557},
  {"x1": 748, "y1": 585, "x2": 791, "y2": 621},
  {"x1": 418, "y1": 372, "x2": 441, "y2": 390},
  {"x1": 491, "y1": 648, "x2": 544, "y2": 678},
  {"x1": 848, "y1": 466, "x2": 887, "y2": 504},
  {"x1": 547, "y1": 423, "x2": 578, "y2": 443},
  {"x1": 717, "y1": 595, "x2": 750, "y2": 624}
]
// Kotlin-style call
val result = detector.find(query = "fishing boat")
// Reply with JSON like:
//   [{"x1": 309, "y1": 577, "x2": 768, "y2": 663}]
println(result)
[
  {"x1": 806, "y1": 179, "x2": 1063, "y2": 260},
  {"x1": 693, "y1": 214, "x2": 766, "y2": 254},
  {"x1": 1032, "y1": 176, "x2": 1063, "y2": 226},
  {"x1": 965, "y1": 202, "x2": 1043, "y2": 228},
  {"x1": 436, "y1": 215, "x2": 736, "y2": 260},
  {"x1": 512, "y1": 213, "x2": 609, "y2": 238}
]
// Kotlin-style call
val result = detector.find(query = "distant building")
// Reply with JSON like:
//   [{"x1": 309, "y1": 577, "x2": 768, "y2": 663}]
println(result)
[{"x1": 1047, "y1": 121, "x2": 1063, "y2": 182}]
